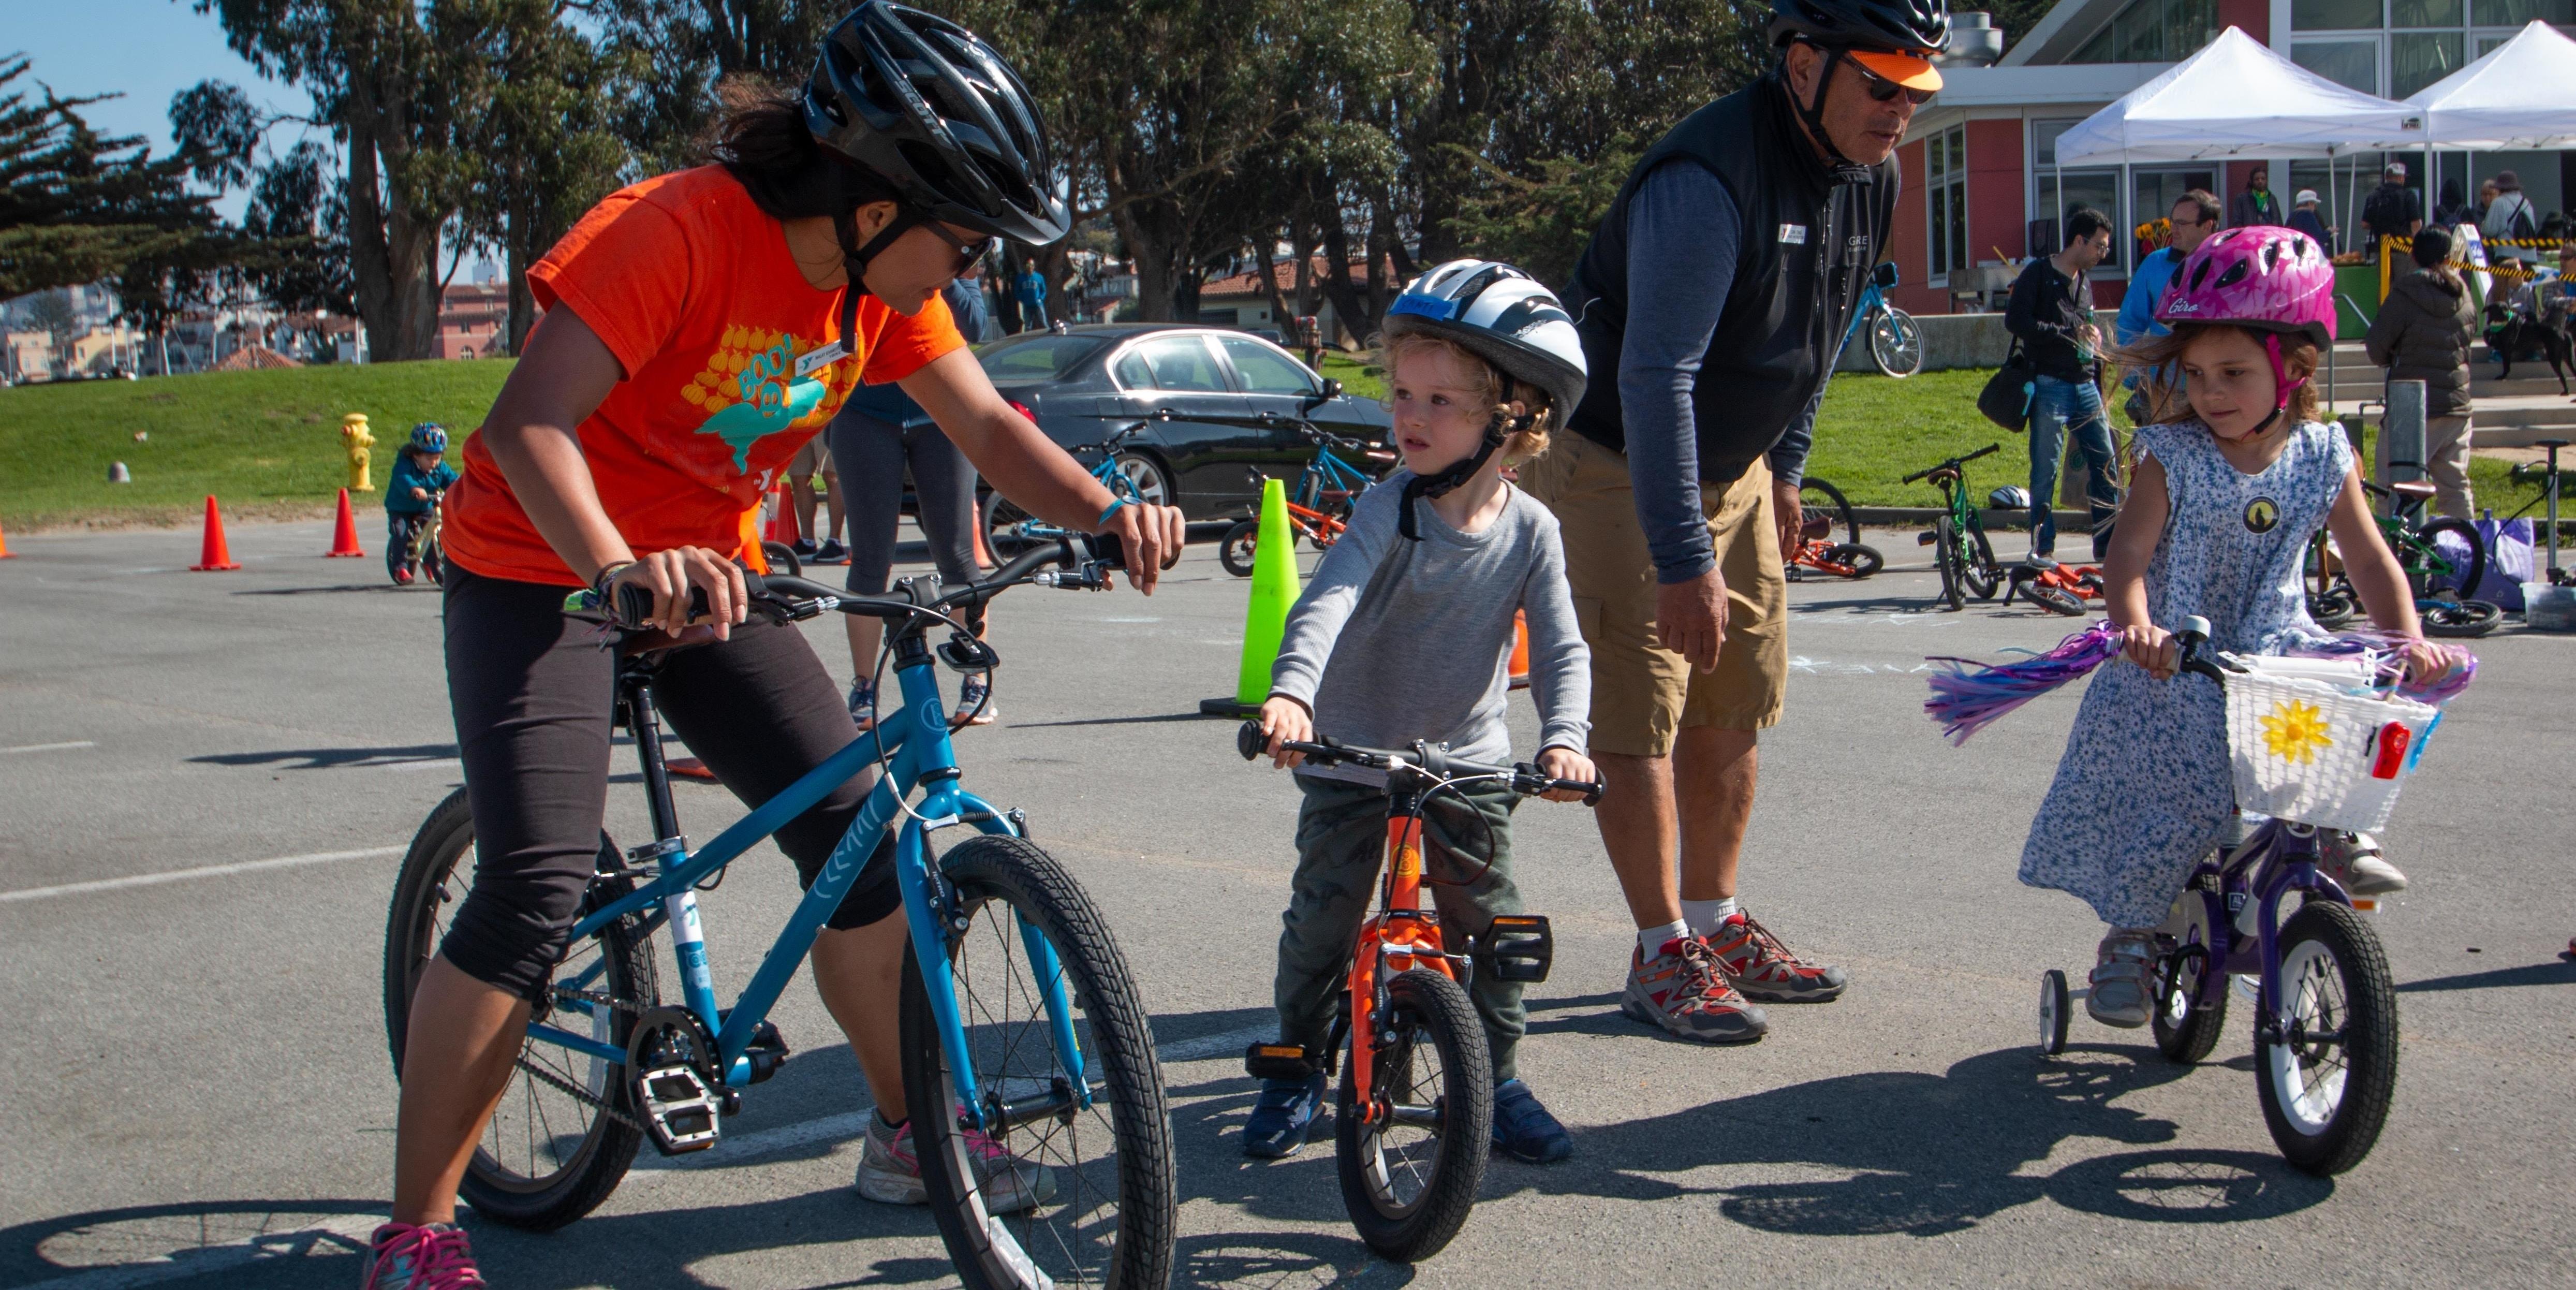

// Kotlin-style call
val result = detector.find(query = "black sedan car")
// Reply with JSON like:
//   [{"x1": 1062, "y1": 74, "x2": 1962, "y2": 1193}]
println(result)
[{"x1": 974, "y1": 324, "x2": 1393, "y2": 523}]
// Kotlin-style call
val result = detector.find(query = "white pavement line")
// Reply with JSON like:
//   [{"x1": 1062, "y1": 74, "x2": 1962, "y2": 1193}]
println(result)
[
  {"x1": 0, "y1": 846, "x2": 403, "y2": 905},
  {"x1": 0, "y1": 740, "x2": 97, "y2": 755},
  {"x1": 13, "y1": 1215, "x2": 381, "y2": 1290}
]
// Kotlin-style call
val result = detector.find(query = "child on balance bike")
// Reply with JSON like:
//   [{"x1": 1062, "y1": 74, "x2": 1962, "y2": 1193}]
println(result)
[{"x1": 1246, "y1": 260, "x2": 1598, "y2": 1165}]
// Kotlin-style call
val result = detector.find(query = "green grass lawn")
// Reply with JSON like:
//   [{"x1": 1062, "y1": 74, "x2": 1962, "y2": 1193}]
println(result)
[
  {"x1": 3, "y1": 355, "x2": 2551, "y2": 532},
  {"x1": 0, "y1": 360, "x2": 514, "y2": 530}
]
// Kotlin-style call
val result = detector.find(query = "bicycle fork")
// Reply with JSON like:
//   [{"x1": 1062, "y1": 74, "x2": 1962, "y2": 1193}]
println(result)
[{"x1": 1345, "y1": 809, "x2": 1455, "y2": 1123}]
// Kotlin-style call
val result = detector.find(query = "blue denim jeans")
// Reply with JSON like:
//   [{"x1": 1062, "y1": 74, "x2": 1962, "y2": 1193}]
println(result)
[{"x1": 2027, "y1": 374, "x2": 2119, "y2": 560}]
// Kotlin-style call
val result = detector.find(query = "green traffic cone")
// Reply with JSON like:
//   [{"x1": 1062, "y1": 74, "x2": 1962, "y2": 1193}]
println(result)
[{"x1": 1203, "y1": 477, "x2": 1303, "y2": 716}]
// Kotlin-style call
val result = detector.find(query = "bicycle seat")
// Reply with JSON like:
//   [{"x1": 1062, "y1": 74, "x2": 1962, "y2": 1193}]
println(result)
[
  {"x1": 1800, "y1": 514, "x2": 1833, "y2": 542},
  {"x1": 2388, "y1": 479, "x2": 2438, "y2": 501}
]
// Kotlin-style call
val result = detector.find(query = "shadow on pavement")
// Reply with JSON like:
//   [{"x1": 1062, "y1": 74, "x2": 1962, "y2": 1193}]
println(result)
[
  {"x1": 191, "y1": 743, "x2": 459, "y2": 771},
  {"x1": 2395, "y1": 958, "x2": 2576, "y2": 993}
]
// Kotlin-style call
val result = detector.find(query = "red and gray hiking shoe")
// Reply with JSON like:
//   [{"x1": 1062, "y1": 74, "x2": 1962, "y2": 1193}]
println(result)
[
  {"x1": 1705, "y1": 911, "x2": 1848, "y2": 1003},
  {"x1": 1621, "y1": 936, "x2": 1768, "y2": 1044},
  {"x1": 358, "y1": 1222, "x2": 485, "y2": 1289}
]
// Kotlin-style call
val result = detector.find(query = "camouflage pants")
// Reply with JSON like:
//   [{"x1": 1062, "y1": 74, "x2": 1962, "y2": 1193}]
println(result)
[{"x1": 1274, "y1": 775, "x2": 1526, "y2": 1082}]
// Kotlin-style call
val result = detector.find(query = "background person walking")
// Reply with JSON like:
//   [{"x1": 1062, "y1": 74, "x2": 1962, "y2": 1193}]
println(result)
[
  {"x1": 2005, "y1": 208, "x2": 2119, "y2": 562},
  {"x1": 1525, "y1": 0, "x2": 1953, "y2": 1047},
  {"x1": 2364, "y1": 225, "x2": 2478, "y2": 517}
]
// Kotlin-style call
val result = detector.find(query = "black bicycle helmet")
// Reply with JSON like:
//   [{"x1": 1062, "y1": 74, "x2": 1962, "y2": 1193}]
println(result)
[
  {"x1": 1769, "y1": 0, "x2": 1952, "y2": 55},
  {"x1": 803, "y1": 2, "x2": 1070, "y2": 248}
]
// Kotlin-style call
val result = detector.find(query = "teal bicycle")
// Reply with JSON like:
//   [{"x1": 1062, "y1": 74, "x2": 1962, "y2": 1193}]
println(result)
[
  {"x1": 990, "y1": 413, "x2": 1170, "y2": 554},
  {"x1": 384, "y1": 535, "x2": 1175, "y2": 1289}
]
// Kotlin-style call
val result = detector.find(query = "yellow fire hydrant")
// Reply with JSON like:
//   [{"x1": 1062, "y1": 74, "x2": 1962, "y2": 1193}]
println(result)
[{"x1": 342, "y1": 413, "x2": 375, "y2": 492}]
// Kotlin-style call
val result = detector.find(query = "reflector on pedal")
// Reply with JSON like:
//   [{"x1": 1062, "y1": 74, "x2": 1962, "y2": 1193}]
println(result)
[
  {"x1": 636, "y1": 1064, "x2": 722, "y2": 1153},
  {"x1": 1477, "y1": 914, "x2": 1554, "y2": 983},
  {"x1": 1917, "y1": 531, "x2": 1939, "y2": 546},
  {"x1": 1244, "y1": 1043, "x2": 1322, "y2": 1081}
]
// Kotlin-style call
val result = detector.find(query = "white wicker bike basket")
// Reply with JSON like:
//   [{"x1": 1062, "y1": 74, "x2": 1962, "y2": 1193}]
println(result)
[{"x1": 2221, "y1": 655, "x2": 2440, "y2": 833}]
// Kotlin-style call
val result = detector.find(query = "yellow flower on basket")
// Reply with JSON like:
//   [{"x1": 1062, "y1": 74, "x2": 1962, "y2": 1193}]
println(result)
[{"x1": 2259, "y1": 699, "x2": 2334, "y2": 765}]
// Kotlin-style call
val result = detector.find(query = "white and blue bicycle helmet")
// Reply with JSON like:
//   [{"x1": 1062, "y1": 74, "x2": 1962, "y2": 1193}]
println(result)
[{"x1": 1380, "y1": 260, "x2": 1587, "y2": 538}]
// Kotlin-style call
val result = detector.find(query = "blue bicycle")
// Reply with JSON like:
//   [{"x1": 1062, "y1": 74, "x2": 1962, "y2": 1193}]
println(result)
[
  {"x1": 1218, "y1": 413, "x2": 1392, "y2": 577},
  {"x1": 1846, "y1": 261, "x2": 1925, "y2": 378},
  {"x1": 990, "y1": 413, "x2": 1169, "y2": 553},
  {"x1": 385, "y1": 535, "x2": 1175, "y2": 1288}
]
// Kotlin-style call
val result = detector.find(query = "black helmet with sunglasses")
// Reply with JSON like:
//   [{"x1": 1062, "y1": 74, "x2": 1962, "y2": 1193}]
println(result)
[
  {"x1": 1767, "y1": 0, "x2": 1948, "y2": 175},
  {"x1": 803, "y1": 1, "x2": 1069, "y2": 284}
]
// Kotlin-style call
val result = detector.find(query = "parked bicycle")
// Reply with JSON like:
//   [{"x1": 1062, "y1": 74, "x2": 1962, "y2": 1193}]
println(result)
[
  {"x1": 990, "y1": 411, "x2": 1172, "y2": 553},
  {"x1": 385, "y1": 535, "x2": 1176, "y2": 1289},
  {"x1": 1233, "y1": 722, "x2": 1598, "y2": 1263},
  {"x1": 2305, "y1": 478, "x2": 2498, "y2": 637},
  {"x1": 1220, "y1": 415, "x2": 1393, "y2": 577},
  {"x1": 1905, "y1": 444, "x2": 2006, "y2": 610},
  {"x1": 2037, "y1": 617, "x2": 2431, "y2": 1176},
  {"x1": 2003, "y1": 557, "x2": 2103, "y2": 617},
  {"x1": 1846, "y1": 261, "x2": 1925, "y2": 378},
  {"x1": 1787, "y1": 477, "x2": 1882, "y2": 580}
]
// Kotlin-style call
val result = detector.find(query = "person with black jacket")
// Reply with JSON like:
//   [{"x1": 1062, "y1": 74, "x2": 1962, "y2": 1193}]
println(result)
[
  {"x1": 2365, "y1": 225, "x2": 2478, "y2": 517},
  {"x1": 2362, "y1": 161, "x2": 2424, "y2": 254},
  {"x1": 2004, "y1": 207, "x2": 2119, "y2": 562}
]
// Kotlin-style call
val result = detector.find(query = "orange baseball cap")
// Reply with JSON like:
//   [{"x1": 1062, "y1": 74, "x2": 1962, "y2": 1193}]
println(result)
[{"x1": 1848, "y1": 48, "x2": 1944, "y2": 91}]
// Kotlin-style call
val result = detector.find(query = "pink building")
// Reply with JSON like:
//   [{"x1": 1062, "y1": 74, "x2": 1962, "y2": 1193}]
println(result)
[{"x1": 438, "y1": 282, "x2": 511, "y2": 360}]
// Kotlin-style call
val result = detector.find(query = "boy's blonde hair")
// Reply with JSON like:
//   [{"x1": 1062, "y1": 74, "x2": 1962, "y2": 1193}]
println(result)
[
  {"x1": 2110, "y1": 322, "x2": 2321, "y2": 428},
  {"x1": 1380, "y1": 330, "x2": 1556, "y2": 465}
]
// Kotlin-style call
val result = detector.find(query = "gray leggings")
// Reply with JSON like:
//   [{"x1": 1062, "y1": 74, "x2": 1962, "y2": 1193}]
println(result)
[{"x1": 828, "y1": 407, "x2": 982, "y2": 598}]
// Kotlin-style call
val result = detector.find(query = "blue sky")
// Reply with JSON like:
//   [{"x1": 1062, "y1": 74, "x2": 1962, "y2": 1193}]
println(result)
[{"x1": 7, "y1": 0, "x2": 315, "y2": 218}]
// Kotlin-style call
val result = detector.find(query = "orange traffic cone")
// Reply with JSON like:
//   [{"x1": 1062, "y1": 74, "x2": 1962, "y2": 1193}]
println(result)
[
  {"x1": 326, "y1": 488, "x2": 365, "y2": 557},
  {"x1": 766, "y1": 486, "x2": 800, "y2": 546},
  {"x1": 1508, "y1": 610, "x2": 1530, "y2": 690},
  {"x1": 191, "y1": 495, "x2": 240, "y2": 571},
  {"x1": 0, "y1": 515, "x2": 14, "y2": 559}
]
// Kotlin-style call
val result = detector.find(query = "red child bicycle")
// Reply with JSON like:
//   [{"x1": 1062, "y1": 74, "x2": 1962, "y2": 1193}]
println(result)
[{"x1": 1234, "y1": 723, "x2": 1596, "y2": 1263}]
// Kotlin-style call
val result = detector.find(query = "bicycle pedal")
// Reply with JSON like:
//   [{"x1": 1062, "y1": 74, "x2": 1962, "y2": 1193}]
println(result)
[
  {"x1": 1476, "y1": 914, "x2": 1554, "y2": 984},
  {"x1": 635, "y1": 1064, "x2": 723, "y2": 1154},
  {"x1": 1917, "y1": 530, "x2": 1939, "y2": 546},
  {"x1": 1244, "y1": 1043, "x2": 1323, "y2": 1081}
]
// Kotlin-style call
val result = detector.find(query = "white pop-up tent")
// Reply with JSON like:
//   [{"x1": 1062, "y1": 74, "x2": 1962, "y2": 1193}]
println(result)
[
  {"x1": 2401, "y1": 20, "x2": 2576, "y2": 150},
  {"x1": 2054, "y1": 26, "x2": 2423, "y2": 167}
]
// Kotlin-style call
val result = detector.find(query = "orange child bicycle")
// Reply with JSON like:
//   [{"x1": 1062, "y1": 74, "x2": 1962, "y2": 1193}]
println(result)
[
  {"x1": 1219, "y1": 420, "x2": 1395, "y2": 577},
  {"x1": 1233, "y1": 722, "x2": 1597, "y2": 1263}
]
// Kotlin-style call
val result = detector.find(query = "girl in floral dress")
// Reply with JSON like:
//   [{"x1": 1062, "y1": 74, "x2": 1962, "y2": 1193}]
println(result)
[{"x1": 2019, "y1": 227, "x2": 2462, "y2": 1028}]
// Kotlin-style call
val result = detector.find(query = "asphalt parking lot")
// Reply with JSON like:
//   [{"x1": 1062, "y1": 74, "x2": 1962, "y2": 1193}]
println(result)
[{"x1": 2, "y1": 516, "x2": 2571, "y2": 1289}]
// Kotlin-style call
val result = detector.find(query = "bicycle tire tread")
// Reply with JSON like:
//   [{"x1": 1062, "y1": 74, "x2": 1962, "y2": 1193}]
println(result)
[{"x1": 2256, "y1": 901, "x2": 2398, "y2": 1176}]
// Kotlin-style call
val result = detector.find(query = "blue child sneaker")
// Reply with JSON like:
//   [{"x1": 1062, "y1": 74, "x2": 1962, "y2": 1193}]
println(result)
[
  {"x1": 1242, "y1": 1073, "x2": 1328, "y2": 1159},
  {"x1": 1491, "y1": 1078, "x2": 1571, "y2": 1163}
]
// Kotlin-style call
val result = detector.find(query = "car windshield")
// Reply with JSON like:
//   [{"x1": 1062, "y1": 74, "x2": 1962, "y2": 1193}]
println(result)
[{"x1": 978, "y1": 334, "x2": 1108, "y2": 384}]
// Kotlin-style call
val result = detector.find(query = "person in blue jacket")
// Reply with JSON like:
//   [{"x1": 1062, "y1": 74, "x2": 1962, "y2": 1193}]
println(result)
[
  {"x1": 386, "y1": 422, "x2": 460, "y2": 584},
  {"x1": 1014, "y1": 264, "x2": 1047, "y2": 331},
  {"x1": 2114, "y1": 189, "x2": 2217, "y2": 423}
]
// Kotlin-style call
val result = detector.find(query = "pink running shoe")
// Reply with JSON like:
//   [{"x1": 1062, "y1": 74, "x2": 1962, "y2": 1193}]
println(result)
[
  {"x1": 358, "y1": 1222, "x2": 485, "y2": 1290},
  {"x1": 855, "y1": 1113, "x2": 1055, "y2": 1213}
]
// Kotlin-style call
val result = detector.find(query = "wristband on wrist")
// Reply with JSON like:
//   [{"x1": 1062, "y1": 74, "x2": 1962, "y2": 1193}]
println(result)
[
  {"x1": 588, "y1": 560, "x2": 635, "y2": 611},
  {"x1": 1097, "y1": 495, "x2": 1134, "y2": 529}
]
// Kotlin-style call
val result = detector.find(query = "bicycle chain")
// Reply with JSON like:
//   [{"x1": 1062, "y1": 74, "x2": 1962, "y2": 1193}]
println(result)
[{"x1": 508, "y1": 986, "x2": 653, "y2": 1135}]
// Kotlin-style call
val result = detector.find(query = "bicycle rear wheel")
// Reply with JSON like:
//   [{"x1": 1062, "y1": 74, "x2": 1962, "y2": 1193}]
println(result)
[
  {"x1": 1334, "y1": 969, "x2": 1491, "y2": 1264},
  {"x1": 384, "y1": 789, "x2": 654, "y2": 1230},
  {"x1": 901, "y1": 834, "x2": 1174, "y2": 1290},
  {"x1": 1868, "y1": 306, "x2": 1925, "y2": 377},
  {"x1": 2418, "y1": 598, "x2": 2503, "y2": 637},
  {"x1": 2413, "y1": 516, "x2": 2484, "y2": 600},
  {"x1": 1800, "y1": 478, "x2": 1861, "y2": 547},
  {"x1": 1218, "y1": 519, "x2": 1259, "y2": 578},
  {"x1": 1962, "y1": 523, "x2": 2004, "y2": 600}
]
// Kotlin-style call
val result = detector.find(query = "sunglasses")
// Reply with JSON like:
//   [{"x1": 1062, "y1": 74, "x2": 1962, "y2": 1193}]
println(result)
[
  {"x1": 1852, "y1": 60, "x2": 1937, "y2": 107},
  {"x1": 921, "y1": 220, "x2": 996, "y2": 277}
]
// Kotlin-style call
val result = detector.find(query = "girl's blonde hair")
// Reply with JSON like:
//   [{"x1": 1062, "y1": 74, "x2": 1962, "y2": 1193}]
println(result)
[
  {"x1": 1380, "y1": 331, "x2": 1556, "y2": 464},
  {"x1": 2110, "y1": 322, "x2": 2321, "y2": 428}
]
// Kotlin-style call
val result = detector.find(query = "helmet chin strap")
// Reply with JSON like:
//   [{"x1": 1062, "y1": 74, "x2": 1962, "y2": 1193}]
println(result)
[
  {"x1": 833, "y1": 205, "x2": 928, "y2": 348},
  {"x1": 2253, "y1": 331, "x2": 2306, "y2": 435},
  {"x1": 1785, "y1": 46, "x2": 1877, "y2": 185},
  {"x1": 1399, "y1": 408, "x2": 1528, "y2": 541}
]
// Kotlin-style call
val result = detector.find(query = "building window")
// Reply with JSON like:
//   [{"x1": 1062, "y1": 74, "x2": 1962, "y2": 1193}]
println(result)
[
  {"x1": 2293, "y1": 0, "x2": 2383, "y2": 28},
  {"x1": 2292, "y1": 37, "x2": 2382, "y2": 91},
  {"x1": 2472, "y1": 0, "x2": 2574, "y2": 21},
  {"x1": 2070, "y1": 0, "x2": 2218, "y2": 62},
  {"x1": 1926, "y1": 125, "x2": 1969, "y2": 281},
  {"x1": 2392, "y1": 29, "x2": 2465, "y2": 94}
]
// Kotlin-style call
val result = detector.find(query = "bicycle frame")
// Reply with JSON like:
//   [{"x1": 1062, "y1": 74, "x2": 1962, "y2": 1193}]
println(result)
[
  {"x1": 1841, "y1": 280, "x2": 1889, "y2": 348},
  {"x1": 538, "y1": 633, "x2": 1081, "y2": 1128},
  {"x1": 1343, "y1": 798, "x2": 1461, "y2": 1122},
  {"x1": 2166, "y1": 819, "x2": 2358, "y2": 1042}
]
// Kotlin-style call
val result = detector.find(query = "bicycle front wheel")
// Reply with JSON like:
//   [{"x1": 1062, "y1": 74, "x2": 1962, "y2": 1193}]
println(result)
[
  {"x1": 1334, "y1": 969, "x2": 1492, "y2": 1264},
  {"x1": 1935, "y1": 517, "x2": 1966, "y2": 610},
  {"x1": 901, "y1": 834, "x2": 1175, "y2": 1290},
  {"x1": 384, "y1": 789, "x2": 654, "y2": 1230},
  {"x1": 1868, "y1": 306, "x2": 1925, "y2": 377},
  {"x1": 2256, "y1": 901, "x2": 2397, "y2": 1176},
  {"x1": 1218, "y1": 519, "x2": 1259, "y2": 578}
]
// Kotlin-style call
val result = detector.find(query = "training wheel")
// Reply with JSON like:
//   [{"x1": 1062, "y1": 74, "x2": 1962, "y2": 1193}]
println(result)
[{"x1": 2038, "y1": 969, "x2": 2071, "y2": 1055}]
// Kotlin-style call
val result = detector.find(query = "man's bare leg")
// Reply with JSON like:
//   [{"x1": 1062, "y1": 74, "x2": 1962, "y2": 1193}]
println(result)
[
  {"x1": 1592, "y1": 750, "x2": 1680, "y2": 930},
  {"x1": 1674, "y1": 726, "x2": 1756, "y2": 902},
  {"x1": 1598, "y1": 745, "x2": 1770, "y2": 1042}
]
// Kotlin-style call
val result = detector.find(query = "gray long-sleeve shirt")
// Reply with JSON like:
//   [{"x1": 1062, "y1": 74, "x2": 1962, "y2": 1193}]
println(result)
[
  {"x1": 1268, "y1": 473, "x2": 1591, "y2": 788},
  {"x1": 1621, "y1": 161, "x2": 1821, "y2": 584}
]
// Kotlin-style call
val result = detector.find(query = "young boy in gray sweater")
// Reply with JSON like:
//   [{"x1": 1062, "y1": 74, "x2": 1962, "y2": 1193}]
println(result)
[{"x1": 1245, "y1": 261, "x2": 1596, "y2": 1164}]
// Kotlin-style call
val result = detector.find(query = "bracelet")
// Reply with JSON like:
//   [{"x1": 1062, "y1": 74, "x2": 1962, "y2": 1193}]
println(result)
[
  {"x1": 1097, "y1": 495, "x2": 1135, "y2": 528},
  {"x1": 589, "y1": 560, "x2": 636, "y2": 609}
]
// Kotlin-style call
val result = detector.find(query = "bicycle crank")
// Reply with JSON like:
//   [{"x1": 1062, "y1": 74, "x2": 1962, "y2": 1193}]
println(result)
[{"x1": 627, "y1": 1005, "x2": 724, "y2": 1154}]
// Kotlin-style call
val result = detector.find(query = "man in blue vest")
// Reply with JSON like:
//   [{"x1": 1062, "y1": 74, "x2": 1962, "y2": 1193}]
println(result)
[{"x1": 1521, "y1": 0, "x2": 1948, "y2": 1045}]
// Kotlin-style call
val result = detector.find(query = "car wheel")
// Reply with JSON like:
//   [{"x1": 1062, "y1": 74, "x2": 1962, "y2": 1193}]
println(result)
[{"x1": 1113, "y1": 452, "x2": 1175, "y2": 510}]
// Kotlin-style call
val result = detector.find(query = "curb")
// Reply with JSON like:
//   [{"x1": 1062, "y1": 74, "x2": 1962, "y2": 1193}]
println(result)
[{"x1": 1851, "y1": 507, "x2": 2101, "y2": 532}]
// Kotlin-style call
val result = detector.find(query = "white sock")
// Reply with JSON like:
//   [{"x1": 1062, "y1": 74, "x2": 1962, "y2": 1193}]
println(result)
[
  {"x1": 1638, "y1": 920, "x2": 1688, "y2": 959},
  {"x1": 1681, "y1": 897, "x2": 1740, "y2": 937}
]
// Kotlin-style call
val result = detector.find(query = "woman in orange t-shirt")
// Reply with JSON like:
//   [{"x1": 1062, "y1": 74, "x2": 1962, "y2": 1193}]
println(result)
[{"x1": 365, "y1": 7, "x2": 1183, "y2": 1281}]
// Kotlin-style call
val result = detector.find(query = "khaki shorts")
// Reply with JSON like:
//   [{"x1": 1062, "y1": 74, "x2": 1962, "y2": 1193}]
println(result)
[
  {"x1": 1516, "y1": 432, "x2": 1786, "y2": 757},
  {"x1": 788, "y1": 436, "x2": 833, "y2": 479}
]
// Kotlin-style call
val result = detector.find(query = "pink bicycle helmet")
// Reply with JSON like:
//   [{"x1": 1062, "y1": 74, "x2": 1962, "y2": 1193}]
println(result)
[{"x1": 2154, "y1": 227, "x2": 2336, "y2": 415}]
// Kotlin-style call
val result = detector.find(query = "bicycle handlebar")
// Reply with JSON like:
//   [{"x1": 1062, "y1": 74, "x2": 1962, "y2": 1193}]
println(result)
[
  {"x1": 611, "y1": 534, "x2": 1127, "y2": 636},
  {"x1": 1233, "y1": 721, "x2": 1603, "y2": 806},
  {"x1": 1901, "y1": 443, "x2": 2001, "y2": 485}
]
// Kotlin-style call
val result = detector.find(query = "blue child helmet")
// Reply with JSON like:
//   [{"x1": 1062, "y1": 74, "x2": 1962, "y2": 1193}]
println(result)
[{"x1": 409, "y1": 422, "x2": 448, "y2": 453}]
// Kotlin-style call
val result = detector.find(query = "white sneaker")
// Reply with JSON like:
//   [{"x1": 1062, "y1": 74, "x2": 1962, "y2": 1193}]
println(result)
[
  {"x1": 950, "y1": 676, "x2": 997, "y2": 728},
  {"x1": 855, "y1": 1113, "x2": 1054, "y2": 1214},
  {"x1": 2327, "y1": 831, "x2": 2409, "y2": 895}
]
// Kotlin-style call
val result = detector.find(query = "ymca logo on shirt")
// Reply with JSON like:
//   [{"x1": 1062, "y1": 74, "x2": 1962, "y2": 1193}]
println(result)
[{"x1": 679, "y1": 326, "x2": 845, "y2": 471}]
